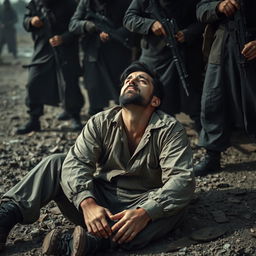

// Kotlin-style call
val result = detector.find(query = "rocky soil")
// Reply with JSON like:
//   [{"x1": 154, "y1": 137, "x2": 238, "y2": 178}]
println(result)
[{"x1": 0, "y1": 36, "x2": 256, "y2": 256}]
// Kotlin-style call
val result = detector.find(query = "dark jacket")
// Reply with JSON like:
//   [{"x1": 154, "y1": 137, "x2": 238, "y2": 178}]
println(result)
[
  {"x1": 24, "y1": 0, "x2": 81, "y2": 106},
  {"x1": 68, "y1": 0, "x2": 133, "y2": 110},
  {"x1": 69, "y1": 0, "x2": 132, "y2": 62},
  {"x1": 197, "y1": 0, "x2": 256, "y2": 64},
  {"x1": 123, "y1": 0, "x2": 204, "y2": 116},
  {"x1": 197, "y1": 0, "x2": 256, "y2": 136}
]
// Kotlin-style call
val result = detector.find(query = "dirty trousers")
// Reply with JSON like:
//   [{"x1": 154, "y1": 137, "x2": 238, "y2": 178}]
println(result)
[{"x1": 2, "y1": 153, "x2": 184, "y2": 250}]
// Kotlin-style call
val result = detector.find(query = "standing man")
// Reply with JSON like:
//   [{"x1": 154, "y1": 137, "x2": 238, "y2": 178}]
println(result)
[
  {"x1": 0, "y1": 0, "x2": 18, "y2": 60},
  {"x1": 0, "y1": 62, "x2": 194, "y2": 255},
  {"x1": 194, "y1": 0, "x2": 256, "y2": 176},
  {"x1": 123, "y1": 0, "x2": 205, "y2": 132},
  {"x1": 16, "y1": 0, "x2": 84, "y2": 134},
  {"x1": 69, "y1": 0, "x2": 133, "y2": 116}
]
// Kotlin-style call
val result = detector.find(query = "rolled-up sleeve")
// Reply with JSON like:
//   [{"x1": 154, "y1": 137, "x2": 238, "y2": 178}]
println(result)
[
  {"x1": 60, "y1": 117, "x2": 102, "y2": 210},
  {"x1": 138, "y1": 124, "x2": 195, "y2": 221}
]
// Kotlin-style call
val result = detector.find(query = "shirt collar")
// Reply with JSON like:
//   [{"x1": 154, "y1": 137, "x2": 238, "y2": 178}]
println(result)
[{"x1": 111, "y1": 107, "x2": 165, "y2": 130}]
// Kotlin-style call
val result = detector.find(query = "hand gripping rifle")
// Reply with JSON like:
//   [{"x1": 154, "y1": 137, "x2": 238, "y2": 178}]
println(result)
[
  {"x1": 27, "y1": 0, "x2": 67, "y2": 108},
  {"x1": 151, "y1": 2, "x2": 190, "y2": 96},
  {"x1": 86, "y1": 10, "x2": 132, "y2": 49}
]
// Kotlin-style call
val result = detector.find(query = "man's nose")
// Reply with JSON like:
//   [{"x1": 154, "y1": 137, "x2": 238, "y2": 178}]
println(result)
[{"x1": 129, "y1": 77, "x2": 139, "y2": 85}]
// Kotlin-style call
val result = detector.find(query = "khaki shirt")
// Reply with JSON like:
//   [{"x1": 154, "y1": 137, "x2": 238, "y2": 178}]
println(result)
[{"x1": 61, "y1": 106, "x2": 195, "y2": 220}]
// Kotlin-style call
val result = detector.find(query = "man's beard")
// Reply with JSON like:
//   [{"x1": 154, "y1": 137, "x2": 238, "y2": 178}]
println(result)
[{"x1": 119, "y1": 92, "x2": 152, "y2": 107}]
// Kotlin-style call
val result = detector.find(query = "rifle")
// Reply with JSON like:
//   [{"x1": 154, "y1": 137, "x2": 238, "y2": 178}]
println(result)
[
  {"x1": 86, "y1": 10, "x2": 132, "y2": 49},
  {"x1": 27, "y1": 0, "x2": 67, "y2": 108},
  {"x1": 151, "y1": 2, "x2": 190, "y2": 96}
]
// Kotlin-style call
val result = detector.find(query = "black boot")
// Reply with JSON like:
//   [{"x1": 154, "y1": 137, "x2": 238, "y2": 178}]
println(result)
[
  {"x1": 0, "y1": 201, "x2": 23, "y2": 251},
  {"x1": 194, "y1": 150, "x2": 221, "y2": 177},
  {"x1": 16, "y1": 116, "x2": 41, "y2": 134},
  {"x1": 70, "y1": 115, "x2": 83, "y2": 132},
  {"x1": 42, "y1": 226, "x2": 109, "y2": 256}
]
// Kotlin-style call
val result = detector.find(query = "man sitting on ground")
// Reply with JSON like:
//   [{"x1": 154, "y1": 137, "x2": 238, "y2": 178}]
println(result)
[{"x1": 0, "y1": 62, "x2": 195, "y2": 255}]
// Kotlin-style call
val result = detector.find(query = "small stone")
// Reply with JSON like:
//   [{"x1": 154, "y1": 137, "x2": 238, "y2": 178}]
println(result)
[
  {"x1": 50, "y1": 206, "x2": 62, "y2": 215},
  {"x1": 223, "y1": 243, "x2": 231, "y2": 250}
]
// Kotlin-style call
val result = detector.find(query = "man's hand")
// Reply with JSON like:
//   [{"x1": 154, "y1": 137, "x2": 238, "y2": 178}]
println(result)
[
  {"x1": 110, "y1": 208, "x2": 151, "y2": 244},
  {"x1": 30, "y1": 16, "x2": 44, "y2": 28},
  {"x1": 242, "y1": 40, "x2": 256, "y2": 61},
  {"x1": 49, "y1": 35, "x2": 63, "y2": 47},
  {"x1": 151, "y1": 21, "x2": 166, "y2": 36},
  {"x1": 175, "y1": 31, "x2": 185, "y2": 43},
  {"x1": 217, "y1": 0, "x2": 239, "y2": 17},
  {"x1": 80, "y1": 198, "x2": 113, "y2": 239},
  {"x1": 99, "y1": 32, "x2": 110, "y2": 42}
]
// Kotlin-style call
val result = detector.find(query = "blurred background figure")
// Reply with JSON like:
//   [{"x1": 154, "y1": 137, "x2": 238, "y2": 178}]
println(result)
[
  {"x1": 16, "y1": 0, "x2": 84, "y2": 134},
  {"x1": 0, "y1": 0, "x2": 18, "y2": 60},
  {"x1": 69, "y1": 0, "x2": 134, "y2": 116},
  {"x1": 124, "y1": 0, "x2": 205, "y2": 132}
]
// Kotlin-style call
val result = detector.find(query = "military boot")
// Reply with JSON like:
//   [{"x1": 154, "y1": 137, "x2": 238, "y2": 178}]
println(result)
[
  {"x1": 42, "y1": 226, "x2": 110, "y2": 256},
  {"x1": 0, "y1": 201, "x2": 23, "y2": 251},
  {"x1": 16, "y1": 116, "x2": 41, "y2": 134},
  {"x1": 194, "y1": 150, "x2": 221, "y2": 177}
]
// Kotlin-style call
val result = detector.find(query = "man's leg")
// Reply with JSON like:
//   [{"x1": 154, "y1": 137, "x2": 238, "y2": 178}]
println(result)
[
  {"x1": 0, "y1": 153, "x2": 69, "y2": 251},
  {"x1": 194, "y1": 63, "x2": 229, "y2": 176},
  {"x1": 42, "y1": 209, "x2": 186, "y2": 256},
  {"x1": 62, "y1": 74, "x2": 84, "y2": 131},
  {"x1": 42, "y1": 178, "x2": 187, "y2": 255}
]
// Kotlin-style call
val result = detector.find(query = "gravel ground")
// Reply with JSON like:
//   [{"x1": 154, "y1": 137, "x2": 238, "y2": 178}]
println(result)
[{"x1": 0, "y1": 37, "x2": 256, "y2": 256}]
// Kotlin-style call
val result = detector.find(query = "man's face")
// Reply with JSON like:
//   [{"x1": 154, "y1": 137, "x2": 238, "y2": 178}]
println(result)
[{"x1": 119, "y1": 71, "x2": 154, "y2": 107}]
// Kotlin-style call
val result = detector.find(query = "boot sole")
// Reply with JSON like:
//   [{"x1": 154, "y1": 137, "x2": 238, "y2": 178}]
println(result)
[{"x1": 71, "y1": 226, "x2": 86, "y2": 256}]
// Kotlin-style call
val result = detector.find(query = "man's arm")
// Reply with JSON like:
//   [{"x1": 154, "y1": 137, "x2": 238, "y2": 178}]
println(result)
[
  {"x1": 123, "y1": 0, "x2": 156, "y2": 35},
  {"x1": 23, "y1": 1, "x2": 44, "y2": 32},
  {"x1": 61, "y1": 117, "x2": 114, "y2": 238},
  {"x1": 137, "y1": 122, "x2": 195, "y2": 221},
  {"x1": 61, "y1": 117, "x2": 102, "y2": 209},
  {"x1": 69, "y1": 0, "x2": 96, "y2": 35},
  {"x1": 197, "y1": 0, "x2": 225, "y2": 23}
]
